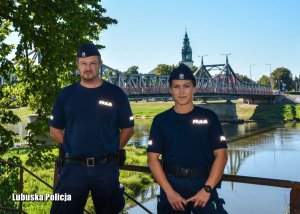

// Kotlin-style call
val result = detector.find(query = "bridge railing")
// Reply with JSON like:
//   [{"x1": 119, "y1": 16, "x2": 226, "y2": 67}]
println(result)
[
  {"x1": 121, "y1": 164, "x2": 300, "y2": 214},
  {"x1": 0, "y1": 159, "x2": 93, "y2": 214},
  {"x1": 3, "y1": 159, "x2": 297, "y2": 213},
  {"x1": 0, "y1": 159, "x2": 152, "y2": 214},
  {"x1": 120, "y1": 83, "x2": 273, "y2": 96}
]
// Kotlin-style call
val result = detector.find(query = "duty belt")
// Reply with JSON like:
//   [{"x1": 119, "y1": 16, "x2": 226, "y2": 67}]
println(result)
[
  {"x1": 65, "y1": 153, "x2": 118, "y2": 167},
  {"x1": 163, "y1": 162, "x2": 210, "y2": 178}
]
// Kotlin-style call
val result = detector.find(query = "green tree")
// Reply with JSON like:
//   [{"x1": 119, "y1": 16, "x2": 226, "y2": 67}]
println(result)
[
  {"x1": 127, "y1": 65, "x2": 139, "y2": 74},
  {"x1": 271, "y1": 67, "x2": 293, "y2": 91},
  {"x1": 0, "y1": 1, "x2": 117, "y2": 165},
  {"x1": 239, "y1": 75, "x2": 253, "y2": 84},
  {"x1": 155, "y1": 64, "x2": 175, "y2": 75},
  {"x1": 191, "y1": 65, "x2": 198, "y2": 72},
  {"x1": 294, "y1": 76, "x2": 300, "y2": 91},
  {"x1": 0, "y1": 156, "x2": 21, "y2": 211},
  {"x1": 258, "y1": 75, "x2": 270, "y2": 86}
]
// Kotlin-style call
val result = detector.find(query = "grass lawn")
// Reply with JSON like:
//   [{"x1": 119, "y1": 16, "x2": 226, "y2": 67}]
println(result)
[
  {"x1": 9, "y1": 101, "x2": 300, "y2": 121},
  {"x1": 11, "y1": 107, "x2": 35, "y2": 117},
  {"x1": 2, "y1": 146, "x2": 151, "y2": 214},
  {"x1": 235, "y1": 103, "x2": 257, "y2": 120},
  {"x1": 130, "y1": 101, "x2": 174, "y2": 117}
]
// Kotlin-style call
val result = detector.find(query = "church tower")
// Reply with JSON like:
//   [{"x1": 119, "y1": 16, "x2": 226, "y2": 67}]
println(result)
[{"x1": 180, "y1": 30, "x2": 193, "y2": 68}]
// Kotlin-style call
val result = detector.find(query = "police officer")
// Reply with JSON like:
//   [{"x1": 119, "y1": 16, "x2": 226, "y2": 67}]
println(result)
[
  {"x1": 147, "y1": 64, "x2": 228, "y2": 213},
  {"x1": 49, "y1": 43, "x2": 134, "y2": 213}
]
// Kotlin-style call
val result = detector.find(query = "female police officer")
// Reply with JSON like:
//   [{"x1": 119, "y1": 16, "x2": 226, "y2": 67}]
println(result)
[
  {"x1": 49, "y1": 43, "x2": 134, "y2": 213},
  {"x1": 147, "y1": 63, "x2": 228, "y2": 213}
]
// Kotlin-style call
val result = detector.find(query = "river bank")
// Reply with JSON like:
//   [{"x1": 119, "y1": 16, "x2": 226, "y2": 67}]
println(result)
[
  {"x1": 11, "y1": 100, "x2": 300, "y2": 123},
  {"x1": 131, "y1": 100, "x2": 300, "y2": 122},
  {"x1": 3, "y1": 118, "x2": 298, "y2": 213},
  {"x1": 126, "y1": 122, "x2": 300, "y2": 214}
]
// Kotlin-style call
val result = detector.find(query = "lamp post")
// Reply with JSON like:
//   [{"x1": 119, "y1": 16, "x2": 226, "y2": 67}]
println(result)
[
  {"x1": 250, "y1": 64, "x2": 255, "y2": 81},
  {"x1": 198, "y1": 55, "x2": 208, "y2": 66},
  {"x1": 266, "y1": 63, "x2": 272, "y2": 88},
  {"x1": 221, "y1": 53, "x2": 231, "y2": 64},
  {"x1": 278, "y1": 79, "x2": 282, "y2": 92}
]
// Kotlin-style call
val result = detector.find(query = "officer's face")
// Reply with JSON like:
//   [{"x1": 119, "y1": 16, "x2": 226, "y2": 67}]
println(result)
[
  {"x1": 77, "y1": 56, "x2": 102, "y2": 83},
  {"x1": 170, "y1": 80, "x2": 195, "y2": 106}
]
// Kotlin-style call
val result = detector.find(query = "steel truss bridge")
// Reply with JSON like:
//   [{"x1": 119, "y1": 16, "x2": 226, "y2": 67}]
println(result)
[
  {"x1": 102, "y1": 57, "x2": 274, "y2": 101},
  {"x1": 20, "y1": 51, "x2": 274, "y2": 101}
]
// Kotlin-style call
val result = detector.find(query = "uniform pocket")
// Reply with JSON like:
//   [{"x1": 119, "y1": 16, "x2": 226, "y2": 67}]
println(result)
[{"x1": 210, "y1": 198, "x2": 228, "y2": 214}]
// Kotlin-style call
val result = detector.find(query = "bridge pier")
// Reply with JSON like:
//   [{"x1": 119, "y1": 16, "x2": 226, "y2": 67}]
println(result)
[
  {"x1": 243, "y1": 98, "x2": 274, "y2": 104},
  {"x1": 198, "y1": 103, "x2": 238, "y2": 122},
  {"x1": 275, "y1": 94, "x2": 300, "y2": 104}
]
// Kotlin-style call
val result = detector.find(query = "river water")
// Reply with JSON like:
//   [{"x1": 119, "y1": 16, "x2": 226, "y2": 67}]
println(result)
[
  {"x1": 126, "y1": 120, "x2": 300, "y2": 214},
  {"x1": 7, "y1": 119, "x2": 300, "y2": 213}
]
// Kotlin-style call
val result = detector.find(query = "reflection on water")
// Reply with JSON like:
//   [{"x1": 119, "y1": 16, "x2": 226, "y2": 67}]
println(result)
[
  {"x1": 7, "y1": 119, "x2": 300, "y2": 213},
  {"x1": 128, "y1": 119, "x2": 277, "y2": 147},
  {"x1": 8, "y1": 118, "x2": 277, "y2": 147},
  {"x1": 128, "y1": 119, "x2": 153, "y2": 147},
  {"x1": 226, "y1": 133, "x2": 276, "y2": 175},
  {"x1": 125, "y1": 184, "x2": 159, "y2": 210},
  {"x1": 220, "y1": 123, "x2": 300, "y2": 214},
  {"x1": 127, "y1": 121, "x2": 300, "y2": 214}
]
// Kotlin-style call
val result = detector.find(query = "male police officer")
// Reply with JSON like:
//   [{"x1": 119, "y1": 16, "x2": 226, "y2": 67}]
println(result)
[
  {"x1": 49, "y1": 43, "x2": 134, "y2": 213},
  {"x1": 147, "y1": 63, "x2": 228, "y2": 213}
]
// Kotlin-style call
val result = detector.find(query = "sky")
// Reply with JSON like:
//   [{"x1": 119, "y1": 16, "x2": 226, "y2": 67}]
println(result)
[{"x1": 99, "y1": 0, "x2": 300, "y2": 80}]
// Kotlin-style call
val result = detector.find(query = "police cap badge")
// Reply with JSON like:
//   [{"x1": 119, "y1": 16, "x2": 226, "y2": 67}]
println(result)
[{"x1": 168, "y1": 63, "x2": 196, "y2": 85}]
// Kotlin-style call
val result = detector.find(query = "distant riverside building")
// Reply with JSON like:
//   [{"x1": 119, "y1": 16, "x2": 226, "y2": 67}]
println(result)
[{"x1": 180, "y1": 31, "x2": 193, "y2": 68}]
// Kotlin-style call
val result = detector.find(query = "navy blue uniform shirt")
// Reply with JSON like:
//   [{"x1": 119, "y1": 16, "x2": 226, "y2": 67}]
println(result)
[
  {"x1": 49, "y1": 81, "x2": 134, "y2": 157},
  {"x1": 147, "y1": 106, "x2": 227, "y2": 168}
]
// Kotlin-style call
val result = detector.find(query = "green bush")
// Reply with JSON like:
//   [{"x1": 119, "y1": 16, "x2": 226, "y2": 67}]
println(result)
[
  {"x1": 0, "y1": 156, "x2": 21, "y2": 212},
  {"x1": 1, "y1": 146, "x2": 153, "y2": 213},
  {"x1": 283, "y1": 105, "x2": 295, "y2": 121},
  {"x1": 295, "y1": 105, "x2": 300, "y2": 120}
]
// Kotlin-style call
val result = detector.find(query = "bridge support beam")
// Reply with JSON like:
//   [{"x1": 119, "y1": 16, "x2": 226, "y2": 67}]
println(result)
[
  {"x1": 198, "y1": 103, "x2": 238, "y2": 122},
  {"x1": 243, "y1": 98, "x2": 274, "y2": 104}
]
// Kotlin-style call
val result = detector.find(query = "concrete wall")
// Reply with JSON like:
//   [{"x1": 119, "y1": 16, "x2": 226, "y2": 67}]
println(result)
[
  {"x1": 242, "y1": 94, "x2": 300, "y2": 104},
  {"x1": 276, "y1": 94, "x2": 300, "y2": 104},
  {"x1": 198, "y1": 103, "x2": 238, "y2": 122},
  {"x1": 242, "y1": 98, "x2": 273, "y2": 104}
]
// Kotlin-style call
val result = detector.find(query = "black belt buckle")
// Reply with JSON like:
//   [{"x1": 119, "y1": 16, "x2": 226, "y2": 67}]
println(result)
[{"x1": 87, "y1": 157, "x2": 95, "y2": 167}]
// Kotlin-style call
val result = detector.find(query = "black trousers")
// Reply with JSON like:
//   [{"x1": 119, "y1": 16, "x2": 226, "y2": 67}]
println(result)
[
  {"x1": 158, "y1": 175, "x2": 227, "y2": 214},
  {"x1": 50, "y1": 160, "x2": 124, "y2": 214}
]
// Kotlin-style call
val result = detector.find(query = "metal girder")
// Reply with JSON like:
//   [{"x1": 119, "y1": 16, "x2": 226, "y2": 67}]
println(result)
[
  {"x1": 194, "y1": 65, "x2": 212, "y2": 78},
  {"x1": 101, "y1": 63, "x2": 272, "y2": 97}
]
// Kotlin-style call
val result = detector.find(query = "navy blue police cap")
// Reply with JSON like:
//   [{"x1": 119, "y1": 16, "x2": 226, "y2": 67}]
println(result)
[
  {"x1": 77, "y1": 43, "x2": 100, "y2": 58},
  {"x1": 168, "y1": 63, "x2": 196, "y2": 85}
]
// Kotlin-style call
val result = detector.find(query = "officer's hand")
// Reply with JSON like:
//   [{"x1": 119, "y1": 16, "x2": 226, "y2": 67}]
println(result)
[
  {"x1": 166, "y1": 190, "x2": 188, "y2": 211},
  {"x1": 186, "y1": 188, "x2": 210, "y2": 208}
]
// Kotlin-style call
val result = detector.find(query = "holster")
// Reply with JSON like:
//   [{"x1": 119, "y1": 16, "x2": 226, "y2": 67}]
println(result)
[{"x1": 118, "y1": 149, "x2": 126, "y2": 167}]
